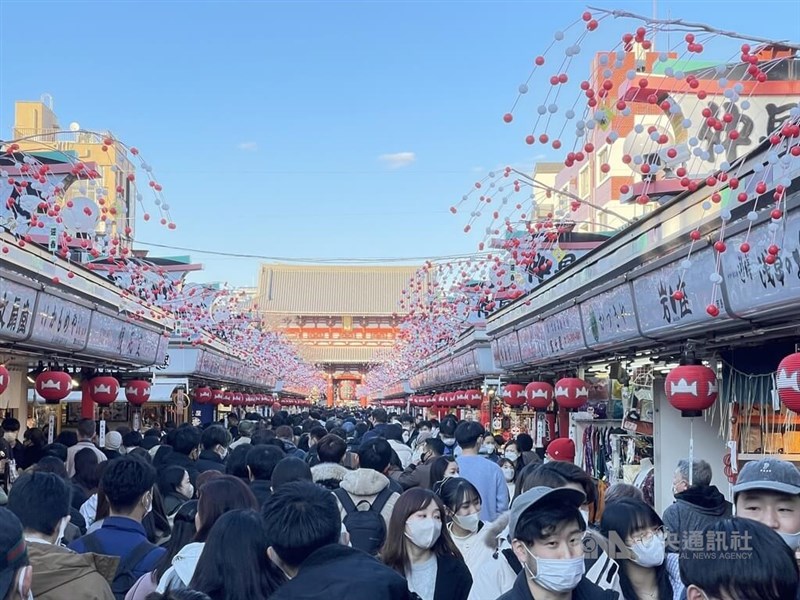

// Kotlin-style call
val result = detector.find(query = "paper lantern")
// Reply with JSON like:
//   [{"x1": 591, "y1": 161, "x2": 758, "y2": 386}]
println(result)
[
  {"x1": 194, "y1": 387, "x2": 212, "y2": 405},
  {"x1": 502, "y1": 383, "x2": 526, "y2": 407},
  {"x1": 90, "y1": 376, "x2": 120, "y2": 406},
  {"x1": 665, "y1": 364, "x2": 718, "y2": 417},
  {"x1": 125, "y1": 380, "x2": 151, "y2": 406},
  {"x1": 35, "y1": 371, "x2": 72, "y2": 404},
  {"x1": 526, "y1": 381, "x2": 554, "y2": 410},
  {"x1": 554, "y1": 378, "x2": 589, "y2": 409},
  {"x1": 232, "y1": 392, "x2": 244, "y2": 406},
  {"x1": 0, "y1": 365, "x2": 9, "y2": 395},
  {"x1": 271, "y1": 401, "x2": 282, "y2": 412},
  {"x1": 777, "y1": 352, "x2": 800, "y2": 413},
  {"x1": 464, "y1": 389, "x2": 483, "y2": 408}
]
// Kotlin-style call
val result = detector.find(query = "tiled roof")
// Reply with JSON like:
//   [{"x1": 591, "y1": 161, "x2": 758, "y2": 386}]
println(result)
[
  {"x1": 301, "y1": 344, "x2": 387, "y2": 364},
  {"x1": 258, "y1": 264, "x2": 420, "y2": 316}
]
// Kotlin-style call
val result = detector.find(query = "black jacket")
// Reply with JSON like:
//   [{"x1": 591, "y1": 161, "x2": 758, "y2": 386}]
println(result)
[
  {"x1": 432, "y1": 554, "x2": 472, "y2": 600},
  {"x1": 195, "y1": 449, "x2": 226, "y2": 474},
  {"x1": 267, "y1": 543, "x2": 411, "y2": 600},
  {"x1": 663, "y1": 486, "x2": 732, "y2": 552},
  {"x1": 497, "y1": 571, "x2": 619, "y2": 600},
  {"x1": 158, "y1": 451, "x2": 200, "y2": 487},
  {"x1": 250, "y1": 480, "x2": 272, "y2": 508}
]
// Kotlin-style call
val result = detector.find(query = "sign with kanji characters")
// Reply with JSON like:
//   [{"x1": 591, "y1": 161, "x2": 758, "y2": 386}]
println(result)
[
  {"x1": 580, "y1": 283, "x2": 638, "y2": 349},
  {"x1": 0, "y1": 274, "x2": 36, "y2": 341},
  {"x1": 30, "y1": 292, "x2": 91, "y2": 350}
]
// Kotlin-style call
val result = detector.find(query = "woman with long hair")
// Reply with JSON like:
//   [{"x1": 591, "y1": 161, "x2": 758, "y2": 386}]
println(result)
[
  {"x1": 71, "y1": 447, "x2": 100, "y2": 510},
  {"x1": 600, "y1": 499, "x2": 683, "y2": 600},
  {"x1": 158, "y1": 466, "x2": 194, "y2": 521},
  {"x1": 189, "y1": 509, "x2": 285, "y2": 600},
  {"x1": 383, "y1": 488, "x2": 472, "y2": 600},
  {"x1": 429, "y1": 456, "x2": 459, "y2": 490},
  {"x1": 156, "y1": 476, "x2": 258, "y2": 593}
]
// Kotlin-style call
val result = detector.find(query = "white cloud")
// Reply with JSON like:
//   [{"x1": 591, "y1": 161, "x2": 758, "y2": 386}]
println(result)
[
  {"x1": 378, "y1": 151, "x2": 416, "y2": 169},
  {"x1": 237, "y1": 141, "x2": 258, "y2": 151}
]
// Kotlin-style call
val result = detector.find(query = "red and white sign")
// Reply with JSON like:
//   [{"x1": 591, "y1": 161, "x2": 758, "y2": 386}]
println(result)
[
  {"x1": 526, "y1": 381, "x2": 554, "y2": 410},
  {"x1": 665, "y1": 365, "x2": 718, "y2": 415},
  {"x1": 125, "y1": 380, "x2": 152, "y2": 406},
  {"x1": 91, "y1": 376, "x2": 120, "y2": 406},
  {"x1": 35, "y1": 371, "x2": 72, "y2": 404},
  {"x1": 502, "y1": 383, "x2": 526, "y2": 407},
  {"x1": 554, "y1": 378, "x2": 589, "y2": 409}
]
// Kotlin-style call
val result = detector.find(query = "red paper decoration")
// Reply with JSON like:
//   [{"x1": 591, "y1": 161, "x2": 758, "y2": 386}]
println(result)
[
  {"x1": 665, "y1": 365, "x2": 718, "y2": 417},
  {"x1": 464, "y1": 389, "x2": 483, "y2": 408},
  {"x1": 554, "y1": 378, "x2": 589, "y2": 409},
  {"x1": 232, "y1": 392, "x2": 244, "y2": 407},
  {"x1": 502, "y1": 383, "x2": 526, "y2": 407},
  {"x1": 223, "y1": 391, "x2": 234, "y2": 407},
  {"x1": 526, "y1": 381, "x2": 554, "y2": 410},
  {"x1": 90, "y1": 376, "x2": 120, "y2": 406},
  {"x1": 35, "y1": 370, "x2": 72, "y2": 404},
  {"x1": 194, "y1": 386, "x2": 212, "y2": 405},
  {"x1": 211, "y1": 389, "x2": 225, "y2": 406},
  {"x1": 271, "y1": 401, "x2": 282, "y2": 412},
  {"x1": 777, "y1": 353, "x2": 800, "y2": 413},
  {"x1": 0, "y1": 365, "x2": 9, "y2": 395},
  {"x1": 125, "y1": 380, "x2": 151, "y2": 406}
]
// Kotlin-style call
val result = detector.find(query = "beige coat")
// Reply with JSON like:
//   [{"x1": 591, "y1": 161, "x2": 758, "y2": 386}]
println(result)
[{"x1": 335, "y1": 468, "x2": 399, "y2": 529}]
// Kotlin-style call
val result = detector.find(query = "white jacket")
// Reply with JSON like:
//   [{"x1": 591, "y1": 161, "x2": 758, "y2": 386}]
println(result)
[
  {"x1": 388, "y1": 440, "x2": 413, "y2": 469},
  {"x1": 156, "y1": 542, "x2": 205, "y2": 593}
]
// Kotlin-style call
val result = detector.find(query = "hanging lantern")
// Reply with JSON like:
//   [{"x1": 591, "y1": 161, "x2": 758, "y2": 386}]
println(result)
[
  {"x1": 502, "y1": 383, "x2": 526, "y2": 407},
  {"x1": 665, "y1": 364, "x2": 718, "y2": 417},
  {"x1": 464, "y1": 389, "x2": 483, "y2": 408},
  {"x1": 526, "y1": 381, "x2": 554, "y2": 410},
  {"x1": 211, "y1": 389, "x2": 225, "y2": 405},
  {"x1": 778, "y1": 352, "x2": 800, "y2": 413},
  {"x1": 554, "y1": 378, "x2": 589, "y2": 409},
  {"x1": 222, "y1": 391, "x2": 234, "y2": 406},
  {"x1": 125, "y1": 380, "x2": 151, "y2": 406},
  {"x1": 90, "y1": 376, "x2": 120, "y2": 406},
  {"x1": 232, "y1": 392, "x2": 244, "y2": 406},
  {"x1": 271, "y1": 401, "x2": 282, "y2": 412},
  {"x1": 194, "y1": 387, "x2": 212, "y2": 405},
  {"x1": 35, "y1": 370, "x2": 72, "y2": 404},
  {"x1": 0, "y1": 365, "x2": 9, "y2": 395},
  {"x1": 453, "y1": 390, "x2": 467, "y2": 407}
]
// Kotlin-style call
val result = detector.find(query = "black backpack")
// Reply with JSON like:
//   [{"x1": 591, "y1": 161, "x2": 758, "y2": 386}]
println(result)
[
  {"x1": 80, "y1": 535, "x2": 157, "y2": 600},
  {"x1": 334, "y1": 487, "x2": 393, "y2": 555}
]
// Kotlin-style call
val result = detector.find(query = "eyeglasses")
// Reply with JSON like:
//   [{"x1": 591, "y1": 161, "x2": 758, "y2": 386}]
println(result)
[{"x1": 629, "y1": 527, "x2": 664, "y2": 546}]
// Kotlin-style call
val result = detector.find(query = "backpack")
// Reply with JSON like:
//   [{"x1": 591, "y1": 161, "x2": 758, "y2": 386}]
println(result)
[
  {"x1": 334, "y1": 487, "x2": 393, "y2": 555},
  {"x1": 80, "y1": 534, "x2": 158, "y2": 600}
]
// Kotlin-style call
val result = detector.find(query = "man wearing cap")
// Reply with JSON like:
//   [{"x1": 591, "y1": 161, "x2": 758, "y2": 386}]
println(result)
[
  {"x1": 499, "y1": 486, "x2": 618, "y2": 599},
  {"x1": 0, "y1": 508, "x2": 33, "y2": 600},
  {"x1": 229, "y1": 420, "x2": 255, "y2": 450},
  {"x1": 546, "y1": 438, "x2": 576, "y2": 463},
  {"x1": 102, "y1": 431, "x2": 124, "y2": 461}
]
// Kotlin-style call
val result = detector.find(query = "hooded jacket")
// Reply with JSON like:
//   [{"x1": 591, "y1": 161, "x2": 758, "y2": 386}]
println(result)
[
  {"x1": 662, "y1": 485, "x2": 732, "y2": 552},
  {"x1": 155, "y1": 541, "x2": 204, "y2": 593},
  {"x1": 335, "y1": 469, "x2": 399, "y2": 528},
  {"x1": 311, "y1": 463, "x2": 349, "y2": 490},
  {"x1": 195, "y1": 449, "x2": 225, "y2": 474},
  {"x1": 27, "y1": 540, "x2": 117, "y2": 600},
  {"x1": 497, "y1": 570, "x2": 619, "y2": 600},
  {"x1": 454, "y1": 513, "x2": 517, "y2": 600}
]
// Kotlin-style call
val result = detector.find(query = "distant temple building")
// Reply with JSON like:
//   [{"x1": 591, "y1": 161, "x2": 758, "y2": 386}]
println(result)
[{"x1": 256, "y1": 264, "x2": 417, "y2": 406}]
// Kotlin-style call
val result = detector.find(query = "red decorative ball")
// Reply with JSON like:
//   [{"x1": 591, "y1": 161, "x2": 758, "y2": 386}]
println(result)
[
  {"x1": 463, "y1": 389, "x2": 483, "y2": 409},
  {"x1": 768, "y1": 244, "x2": 780, "y2": 256},
  {"x1": 501, "y1": 384, "x2": 526, "y2": 407},
  {"x1": 665, "y1": 365, "x2": 717, "y2": 416},
  {"x1": 690, "y1": 230, "x2": 702, "y2": 241},
  {"x1": 526, "y1": 381, "x2": 554, "y2": 410},
  {"x1": 90, "y1": 376, "x2": 119, "y2": 406},
  {"x1": 125, "y1": 380, "x2": 151, "y2": 406},
  {"x1": 503, "y1": 113, "x2": 513, "y2": 123},
  {"x1": 706, "y1": 304, "x2": 720, "y2": 317},
  {"x1": 765, "y1": 254, "x2": 777, "y2": 265},
  {"x1": 714, "y1": 241, "x2": 726, "y2": 253},
  {"x1": 777, "y1": 353, "x2": 800, "y2": 413},
  {"x1": 740, "y1": 242, "x2": 751, "y2": 253},
  {"x1": 554, "y1": 378, "x2": 589, "y2": 409},
  {"x1": 0, "y1": 365, "x2": 9, "y2": 395},
  {"x1": 193, "y1": 386, "x2": 212, "y2": 405}
]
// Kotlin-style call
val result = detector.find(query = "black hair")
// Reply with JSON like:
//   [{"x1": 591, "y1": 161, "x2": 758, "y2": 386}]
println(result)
[
  {"x1": 271, "y1": 457, "x2": 313, "y2": 489},
  {"x1": 316, "y1": 434, "x2": 347, "y2": 464},
  {"x1": 73, "y1": 447, "x2": 100, "y2": 490},
  {"x1": 41, "y1": 443, "x2": 68, "y2": 463},
  {"x1": 101, "y1": 455, "x2": 157, "y2": 513},
  {"x1": 158, "y1": 465, "x2": 188, "y2": 498},
  {"x1": 384, "y1": 424, "x2": 404, "y2": 442},
  {"x1": 354, "y1": 422, "x2": 369, "y2": 437},
  {"x1": 77, "y1": 419, "x2": 96, "y2": 440},
  {"x1": 55, "y1": 430, "x2": 78, "y2": 448},
  {"x1": 2, "y1": 417, "x2": 20, "y2": 432},
  {"x1": 250, "y1": 429, "x2": 275, "y2": 446},
  {"x1": 262, "y1": 481, "x2": 341, "y2": 568},
  {"x1": 430, "y1": 456, "x2": 458, "y2": 488},
  {"x1": 418, "y1": 420, "x2": 433, "y2": 429},
  {"x1": 600, "y1": 499, "x2": 672, "y2": 600},
  {"x1": 144, "y1": 590, "x2": 212, "y2": 600},
  {"x1": 439, "y1": 420, "x2": 457, "y2": 437},
  {"x1": 191, "y1": 509, "x2": 284, "y2": 598},
  {"x1": 516, "y1": 433, "x2": 534, "y2": 452},
  {"x1": 172, "y1": 426, "x2": 201, "y2": 456},
  {"x1": 195, "y1": 476, "x2": 258, "y2": 543},
  {"x1": 357, "y1": 438, "x2": 392, "y2": 473},
  {"x1": 400, "y1": 414, "x2": 414, "y2": 424},
  {"x1": 371, "y1": 408, "x2": 388, "y2": 424},
  {"x1": 521, "y1": 461, "x2": 597, "y2": 505},
  {"x1": 226, "y1": 444, "x2": 253, "y2": 481},
  {"x1": 424, "y1": 437, "x2": 445, "y2": 457},
  {"x1": 8, "y1": 471, "x2": 71, "y2": 536},
  {"x1": 454, "y1": 422, "x2": 484, "y2": 449},
  {"x1": 201, "y1": 425, "x2": 229, "y2": 451},
  {"x1": 246, "y1": 445, "x2": 286, "y2": 481},
  {"x1": 437, "y1": 477, "x2": 481, "y2": 517},
  {"x1": 122, "y1": 431, "x2": 143, "y2": 448},
  {"x1": 23, "y1": 427, "x2": 45, "y2": 447},
  {"x1": 153, "y1": 500, "x2": 199, "y2": 581},
  {"x1": 329, "y1": 426, "x2": 347, "y2": 441},
  {"x1": 33, "y1": 456, "x2": 68, "y2": 480},
  {"x1": 514, "y1": 498, "x2": 586, "y2": 543},
  {"x1": 309, "y1": 426, "x2": 327, "y2": 442}
]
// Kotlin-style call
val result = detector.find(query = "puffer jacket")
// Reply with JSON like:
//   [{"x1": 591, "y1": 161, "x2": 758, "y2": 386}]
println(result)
[
  {"x1": 335, "y1": 468, "x2": 399, "y2": 529},
  {"x1": 311, "y1": 463, "x2": 349, "y2": 490},
  {"x1": 155, "y1": 542, "x2": 204, "y2": 593},
  {"x1": 27, "y1": 541, "x2": 117, "y2": 600}
]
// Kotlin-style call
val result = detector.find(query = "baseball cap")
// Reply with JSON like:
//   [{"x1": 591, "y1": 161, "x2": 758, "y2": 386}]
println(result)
[
  {"x1": 732, "y1": 458, "x2": 800, "y2": 497},
  {"x1": 508, "y1": 486, "x2": 586, "y2": 542},
  {"x1": 0, "y1": 508, "x2": 28, "y2": 598},
  {"x1": 104, "y1": 431, "x2": 122, "y2": 451},
  {"x1": 546, "y1": 438, "x2": 576, "y2": 462}
]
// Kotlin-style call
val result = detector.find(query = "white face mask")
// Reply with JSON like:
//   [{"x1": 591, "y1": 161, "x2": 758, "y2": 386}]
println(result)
[
  {"x1": 505, "y1": 451, "x2": 519, "y2": 462},
  {"x1": 4, "y1": 432, "x2": 17, "y2": 444},
  {"x1": 479, "y1": 444, "x2": 496, "y2": 455},
  {"x1": 524, "y1": 546, "x2": 585, "y2": 593},
  {"x1": 579, "y1": 509, "x2": 590, "y2": 527},
  {"x1": 182, "y1": 483, "x2": 195, "y2": 500},
  {"x1": 630, "y1": 535, "x2": 666, "y2": 567},
  {"x1": 779, "y1": 530, "x2": 800, "y2": 550},
  {"x1": 452, "y1": 512, "x2": 480, "y2": 533},
  {"x1": 405, "y1": 518, "x2": 442, "y2": 549},
  {"x1": 502, "y1": 467, "x2": 515, "y2": 482},
  {"x1": 441, "y1": 437, "x2": 456, "y2": 447}
]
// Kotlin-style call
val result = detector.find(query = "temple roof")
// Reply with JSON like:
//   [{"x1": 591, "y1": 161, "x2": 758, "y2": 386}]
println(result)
[
  {"x1": 301, "y1": 344, "x2": 387, "y2": 364},
  {"x1": 258, "y1": 263, "x2": 419, "y2": 316}
]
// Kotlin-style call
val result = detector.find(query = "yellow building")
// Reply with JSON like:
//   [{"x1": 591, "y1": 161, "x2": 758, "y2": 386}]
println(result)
[
  {"x1": 12, "y1": 98, "x2": 138, "y2": 246},
  {"x1": 531, "y1": 162, "x2": 562, "y2": 219}
]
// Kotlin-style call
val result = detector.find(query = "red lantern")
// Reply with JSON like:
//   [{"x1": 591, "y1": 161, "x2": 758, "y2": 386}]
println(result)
[
  {"x1": 778, "y1": 353, "x2": 800, "y2": 413},
  {"x1": 665, "y1": 364, "x2": 718, "y2": 417},
  {"x1": 223, "y1": 391, "x2": 234, "y2": 406},
  {"x1": 35, "y1": 370, "x2": 72, "y2": 404},
  {"x1": 211, "y1": 389, "x2": 225, "y2": 405},
  {"x1": 526, "y1": 381, "x2": 554, "y2": 410},
  {"x1": 125, "y1": 380, "x2": 151, "y2": 406},
  {"x1": 502, "y1": 383, "x2": 526, "y2": 407},
  {"x1": 271, "y1": 401, "x2": 282, "y2": 412},
  {"x1": 464, "y1": 389, "x2": 482, "y2": 408},
  {"x1": 194, "y1": 387, "x2": 212, "y2": 405},
  {"x1": 90, "y1": 376, "x2": 119, "y2": 406},
  {"x1": 0, "y1": 365, "x2": 9, "y2": 395},
  {"x1": 554, "y1": 378, "x2": 589, "y2": 409},
  {"x1": 232, "y1": 392, "x2": 243, "y2": 406}
]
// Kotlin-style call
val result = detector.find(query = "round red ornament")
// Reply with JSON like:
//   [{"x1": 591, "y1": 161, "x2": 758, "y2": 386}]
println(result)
[
  {"x1": 777, "y1": 353, "x2": 800, "y2": 413},
  {"x1": 35, "y1": 370, "x2": 72, "y2": 404},
  {"x1": 0, "y1": 365, "x2": 9, "y2": 396},
  {"x1": 464, "y1": 389, "x2": 483, "y2": 409},
  {"x1": 665, "y1": 364, "x2": 718, "y2": 417},
  {"x1": 554, "y1": 378, "x2": 589, "y2": 409},
  {"x1": 526, "y1": 381, "x2": 554, "y2": 410},
  {"x1": 125, "y1": 380, "x2": 151, "y2": 406},
  {"x1": 193, "y1": 386, "x2": 212, "y2": 405},
  {"x1": 502, "y1": 384, "x2": 526, "y2": 407},
  {"x1": 90, "y1": 376, "x2": 119, "y2": 406}
]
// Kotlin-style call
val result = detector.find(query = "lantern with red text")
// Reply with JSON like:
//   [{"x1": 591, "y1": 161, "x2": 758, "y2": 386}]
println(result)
[
  {"x1": 90, "y1": 376, "x2": 119, "y2": 406},
  {"x1": 665, "y1": 365, "x2": 718, "y2": 417},
  {"x1": 464, "y1": 389, "x2": 483, "y2": 409},
  {"x1": 211, "y1": 389, "x2": 225, "y2": 406},
  {"x1": 35, "y1": 371, "x2": 72, "y2": 404},
  {"x1": 554, "y1": 378, "x2": 589, "y2": 409},
  {"x1": 526, "y1": 381, "x2": 554, "y2": 410},
  {"x1": 125, "y1": 380, "x2": 151, "y2": 406},
  {"x1": 0, "y1": 365, "x2": 9, "y2": 395},
  {"x1": 193, "y1": 387, "x2": 212, "y2": 405},
  {"x1": 778, "y1": 353, "x2": 800, "y2": 413},
  {"x1": 502, "y1": 384, "x2": 526, "y2": 407}
]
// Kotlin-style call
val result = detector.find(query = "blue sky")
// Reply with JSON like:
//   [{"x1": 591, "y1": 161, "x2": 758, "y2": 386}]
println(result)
[{"x1": 1, "y1": 0, "x2": 798, "y2": 287}]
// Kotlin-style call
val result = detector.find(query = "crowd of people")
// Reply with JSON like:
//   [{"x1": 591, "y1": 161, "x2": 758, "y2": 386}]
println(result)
[{"x1": 0, "y1": 408, "x2": 799, "y2": 600}]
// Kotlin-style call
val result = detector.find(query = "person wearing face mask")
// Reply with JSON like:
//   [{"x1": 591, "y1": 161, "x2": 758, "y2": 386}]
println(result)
[
  {"x1": 157, "y1": 467, "x2": 194, "y2": 524},
  {"x1": 69, "y1": 456, "x2": 167, "y2": 599},
  {"x1": 1, "y1": 418, "x2": 25, "y2": 468},
  {"x1": 0, "y1": 508, "x2": 33, "y2": 600},
  {"x1": 600, "y1": 499, "x2": 682, "y2": 600},
  {"x1": 438, "y1": 477, "x2": 515, "y2": 599},
  {"x1": 456, "y1": 422, "x2": 509, "y2": 523},
  {"x1": 194, "y1": 426, "x2": 229, "y2": 474},
  {"x1": 500, "y1": 459, "x2": 517, "y2": 500},
  {"x1": 479, "y1": 436, "x2": 500, "y2": 462},
  {"x1": 7, "y1": 472, "x2": 116, "y2": 600},
  {"x1": 400, "y1": 438, "x2": 445, "y2": 491},
  {"x1": 499, "y1": 486, "x2": 618, "y2": 600},
  {"x1": 384, "y1": 488, "x2": 472, "y2": 600},
  {"x1": 678, "y1": 517, "x2": 799, "y2": 600},
  {"x1": 439, "y1": 419, "x2": 459, "y2": 457},
  {"x1": 157, "y1": 426, "x2": 201, "y2": 488}
]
